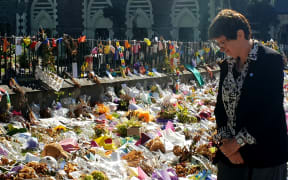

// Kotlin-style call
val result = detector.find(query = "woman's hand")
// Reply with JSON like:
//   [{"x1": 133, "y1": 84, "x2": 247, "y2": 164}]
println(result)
[
  {"x1": 220, "y1": 138, "x2": 241, "y2": 157},
  {"x1": 227, "y1": 151, "x2": 244, "y2": 164}
]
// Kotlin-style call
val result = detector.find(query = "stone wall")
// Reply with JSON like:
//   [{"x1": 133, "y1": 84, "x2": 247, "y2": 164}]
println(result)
[{"x1": 0, "y1": 69, "x2": 219, "y2": 112}]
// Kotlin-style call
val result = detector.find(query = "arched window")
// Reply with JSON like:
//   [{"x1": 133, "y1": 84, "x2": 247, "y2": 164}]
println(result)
[
  {"x1": 0, "y1": 0, "x2": 12, "y2": 36},
  {"x1": 31, "y1": 0, "x2": 57, "y2": 36},
  {"x1": 95, "y1": 28, "x2": 110, "y2": 40},
  {"x1": 171, "y1": 0, "x2": 200, "y2": 41},
  {"x1": 0, "y1": 17, "x2": 11, "y2": 36},
  {"x1": 279, "y1": 24, "x2": 288, "y2": 44},
  {"x1": 84, "y1": 0, "x2": 113, "y2": 39},
  {"x1": 126, "y1": 0, "x2": 153, "y2": 40}
]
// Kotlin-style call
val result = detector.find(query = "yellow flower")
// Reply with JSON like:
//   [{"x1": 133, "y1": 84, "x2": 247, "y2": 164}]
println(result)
[{"x1": 54, "y1": 125, "x2": 67, "y2": 132}]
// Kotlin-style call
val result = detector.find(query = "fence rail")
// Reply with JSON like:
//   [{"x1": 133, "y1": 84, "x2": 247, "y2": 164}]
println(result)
[
  {"x1": 0, "y1": 36, "x2": 221, "y2": 86},
  {"x1": 1, "y1": 35, "x2": 286, "y2": 88}
]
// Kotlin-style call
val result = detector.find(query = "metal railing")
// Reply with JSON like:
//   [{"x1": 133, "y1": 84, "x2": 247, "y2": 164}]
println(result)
[{"x1": 0, "y1": 36, "x2": 222, "y2": 86}]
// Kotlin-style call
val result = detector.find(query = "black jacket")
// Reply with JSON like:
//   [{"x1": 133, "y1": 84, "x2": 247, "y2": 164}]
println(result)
[{"x1": 215, "y1": 43, "x2": 288, "y2": 168}]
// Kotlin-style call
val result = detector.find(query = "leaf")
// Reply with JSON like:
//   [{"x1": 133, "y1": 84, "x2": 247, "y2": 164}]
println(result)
[{"x1": 7, "y1": 128, "x2": 27, "y2": 136}]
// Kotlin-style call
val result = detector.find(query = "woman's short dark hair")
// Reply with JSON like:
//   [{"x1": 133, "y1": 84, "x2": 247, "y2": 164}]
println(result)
[{"x1": 208, "y1": 9, "x2": 252, "y2": 40}]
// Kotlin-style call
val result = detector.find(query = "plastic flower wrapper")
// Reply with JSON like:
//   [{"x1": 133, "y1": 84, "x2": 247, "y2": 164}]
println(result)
[
  {"x1": 86, "y1": 160, "x2": 124, "y2": 179},
  {"x1": 151, "y1": 168, "x2": 178, "y2": 180},
  {"x1": 179, "y1": 84, "x2": 192, "y2": 96},
  {"x1": 52, "y1": 106, "x2": 69, "y2": 117},
  {"x1": 200, "y1": 119, "x2": 217, "y2": 132},
  {"x1": 0, "y1": 145, "x2": 9, "y2": 156},
  {"x1": 30, "y1": 103, "x2": 40, "y2": 118},
  {"x1": 24, "y1": 152, "x2": 41, "y2": 163},
  {"x1": 191, "y1": 155, "x2": 217, "y2": 174},
  {"x1": 59, "y1": 138, "x2": 79, "y2": 153},
  {"x1": 160, "y1": 93, "x2": 177, "y2": 108},
  {"x1": 13, "y1": 132, "x2": 32, "y2": 144},
  {"x1": 75, "y1": 126, "x2": 95, "y2": 142},
  {"x1": 122, "y1": 84, "x2": 141, "y2": 99},
  {"x1": 138, "y1": 156, "x2": 161, "y2": 176},
  {"x1": 39, "y1": 156, "x2": 58, "y2": 170},
  {"x1": 150, "y1": 84, "x2": 163, "y2": 100},
  {"x1": 103, "y1": 86, "x2": 118, "y2": 102},
  {"x1": 61, "y1": 130, "x2": 78, "y2": 140},
  {"x1": 159, "y1": 150, "x2": 179, "y2": 164},
  {"x1": 1, "y1": 138, "x2": 22, "y2": 160},
  {"x1": 68, "y1": 171, "x2": 82, "y2": 179},
  {"x1": 140, "y1": 91, "x2": 152, "y2": 105},
  {"x1": 128, "y1": 103, "x2": 143, "y2": 111},
  {"x1": 162, "y1": 129, "x2": 185, "y2": 146},
  {"x1": 106, "y1": 102, "x2": 118, "y2": 112},
  {"x1": 37, "y1": 116, "x2": 65, "y2": 128},
  {"x1": 61, "y1": 97, "x2": 76, "y2": 108}
]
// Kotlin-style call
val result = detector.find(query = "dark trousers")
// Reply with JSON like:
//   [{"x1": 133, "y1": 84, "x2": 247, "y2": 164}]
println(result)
[{"x1": 217, "y1": 161, "x2": 287, "y2": 180}]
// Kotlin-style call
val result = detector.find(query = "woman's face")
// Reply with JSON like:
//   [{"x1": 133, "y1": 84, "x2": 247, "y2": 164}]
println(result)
[{"x1": 214, "y1": 35, "x2": 240, "y2": 59}]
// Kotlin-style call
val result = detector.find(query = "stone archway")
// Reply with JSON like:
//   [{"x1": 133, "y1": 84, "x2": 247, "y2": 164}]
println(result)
[
  {"x1": 126, "y1": 0, "x2": 153, "y2": 39},
  {"x1": 84, "y1": 0, "x2": 113, "y2": 39},
  {"x1": 170, "y1": 0, "x2": 200, "y2": 41},
  {"x1": 279, "y1": 24, "x2": 288, "y2": 44},
  {"x1": 86, "y1": 10, "x2": 113, "y2": 39},
  {"x1": 0, "y1": 16, "x2": 11, "y2": 36},
  {"x1": 32, "y1": 11, "x2": 54, "y2": 36},
  {"x1": 30, "y1": 0, "x2": 57, "y2": 36}
]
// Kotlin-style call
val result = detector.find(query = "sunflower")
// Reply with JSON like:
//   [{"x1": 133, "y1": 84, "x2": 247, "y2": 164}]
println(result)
[{"x1": 54, "y1": 125, "x2": 67, "y2": 133}]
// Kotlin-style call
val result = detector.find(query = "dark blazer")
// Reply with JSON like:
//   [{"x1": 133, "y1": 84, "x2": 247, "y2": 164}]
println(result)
[{"x1": 215, "y1": 42, "x2": 288, "y2": 168}]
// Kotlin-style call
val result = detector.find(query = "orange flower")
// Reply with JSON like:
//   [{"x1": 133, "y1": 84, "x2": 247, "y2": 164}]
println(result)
[
  {"x1": 105, "y1": 114, "x2": 113, "y2": 120},
  {"x1": 135, "y1": 110, "x2": 152, "y2": 123},
  {"x1": 97, "y1": 104, "x2": 110, "y2": 114}
]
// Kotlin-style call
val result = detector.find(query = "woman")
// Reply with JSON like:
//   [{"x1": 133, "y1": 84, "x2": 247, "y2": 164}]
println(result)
[{"x1": 208, "y1": 9, "x2": 288, "y2": 180}]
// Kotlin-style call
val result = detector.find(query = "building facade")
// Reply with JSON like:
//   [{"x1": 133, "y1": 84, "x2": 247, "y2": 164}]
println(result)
[{"x1": 0, "y1": 0, "x2": 287, "y2": 42}]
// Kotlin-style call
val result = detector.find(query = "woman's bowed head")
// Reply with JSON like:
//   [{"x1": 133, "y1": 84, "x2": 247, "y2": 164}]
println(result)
[{"x1": 208, "y1": 9, "x2": 253, "y2": 64}]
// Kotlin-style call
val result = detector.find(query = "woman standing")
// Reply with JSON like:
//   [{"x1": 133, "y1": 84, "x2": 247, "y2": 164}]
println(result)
[{"x1": 209, "y1": 9, "x2": 288, "y2": 180}]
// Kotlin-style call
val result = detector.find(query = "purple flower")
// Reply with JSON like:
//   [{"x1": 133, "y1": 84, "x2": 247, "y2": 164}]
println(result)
[
  {"x1": 25, "y1": 138, "x2": 38, "y2": 150},
  {"x1": 11, "y1": 165, "x2": 24, "y2": 172},
  {"x1": 0, "y1": 147, "x2": 8, "y2": 156}
]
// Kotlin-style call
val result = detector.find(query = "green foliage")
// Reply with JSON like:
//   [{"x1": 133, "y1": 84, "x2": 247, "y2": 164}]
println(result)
[
  {"x1": 158, "y1": 110, "x2": 177, "y2": 120},
  {"x1": 19, "y1": 52, "x2": 29, "y2": 68},
  {"x1": 55, "y1": 91, "x2": 65, "y2": 102},
  {"x1": 40, "y1": 43, "x2": 56, "y2": 72},
  {"x1": 83, "y1": 175, "x2": 93, "y2": 180},
  {"x1": 117, "y1": 99, "x2": 129, "y2": 111},
  {"x1": 177, "y1": 106, "x2": 198, "y2": 123},
  {"x1": 73, "y1": 126, "x2": 83, "y2": 135},
  {"x1": 91, "y1": 170, "x2": 109, "y2": 180},
  {"x1": 116, "y1": 124, "x2": 127, "y2": 137},
  {"x1": 116, "y1": 118, "x2": 142, "y2": 137},
  {"x1": 6, "y1": 127, "x2": 27, "y2": 136},
  {"x1": 93, "y1": 125, "x2": 106, "y2": 138},
  {"x1": 163, "y1": 54, "x2": 173, "y2": 73}
]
